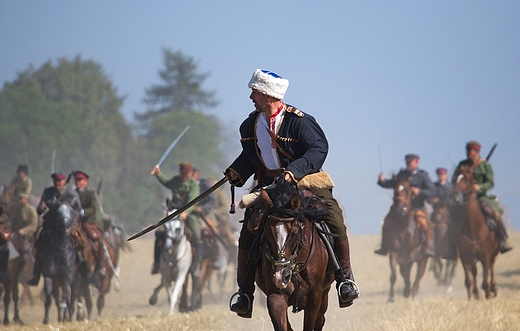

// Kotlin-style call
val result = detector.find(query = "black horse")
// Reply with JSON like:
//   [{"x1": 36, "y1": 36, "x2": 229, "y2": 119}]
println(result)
[{"x1": 40, "y1": 203, "x2": 80, "y2": 324}]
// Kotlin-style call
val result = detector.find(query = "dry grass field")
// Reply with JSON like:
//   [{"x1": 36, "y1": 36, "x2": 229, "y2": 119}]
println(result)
[{"x1": 3, "y1": 230, "x2": 519, "y2": 330}]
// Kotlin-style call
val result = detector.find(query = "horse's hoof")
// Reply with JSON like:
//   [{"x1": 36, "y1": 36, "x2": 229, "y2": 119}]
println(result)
[
  {"x1": 13, "y1": 317, "x2": 24, "y2": 325},
  {"x1": 149, "y1": 294, "x2": 158, "y2": 306},
  {"x1": 114, "y1": 280, "x2": 121, "y2": 292},
  {"x1": 3, "y1": 318, "x2": 9, "y2": 325}
]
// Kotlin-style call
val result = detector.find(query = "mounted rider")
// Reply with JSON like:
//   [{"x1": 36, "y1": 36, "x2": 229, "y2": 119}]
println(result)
[
  {"x1": 453, "y1": 140, "x2": 512, "y2": 254},
  {"x1": 9, "y1": 164, "x2": 33, "y2": 199},
  {"x1": 227, "y1": 69, "x2": 360, "y2": 318},
  {"x1": 28, "y1": 172, "x2": 83, "y2": 286},
  {"x1": 430, "y1": 167, "x2": 454, "y2": 209},
  {"x1": 375, "y1": 153, "x2": 436, "y2": 257},
  {"x1": 74, "y1": 170, "x2": 108, "y2": 281},
  {"x1": 9, "y1": 192, "x2": 39, "y2": 275}
]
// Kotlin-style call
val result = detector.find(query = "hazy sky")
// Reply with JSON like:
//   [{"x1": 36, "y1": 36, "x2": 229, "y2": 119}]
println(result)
[{"x1": 2, "y1": 1, "x2": 519, "y2": 234}]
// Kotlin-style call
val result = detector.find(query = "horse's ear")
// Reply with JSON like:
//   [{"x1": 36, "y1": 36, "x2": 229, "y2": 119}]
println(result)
[
  {"x1": 290, "y1": 194, "x2": 301, "y2": 210},
  {"x1": 261, "y1": 189, "x2": 274, "y2": 208}
]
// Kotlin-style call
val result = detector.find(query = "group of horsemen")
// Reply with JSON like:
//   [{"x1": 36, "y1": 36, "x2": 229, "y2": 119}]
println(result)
[
  {"x1": 375, "y1": 141, "x2": 512, "y2": 258},
  {"x1": 1, "y1": 68, "x2": 513, "y2": 322},
  {"x1": 0, "y1": 164, "x2": 121, "y2": 288}
]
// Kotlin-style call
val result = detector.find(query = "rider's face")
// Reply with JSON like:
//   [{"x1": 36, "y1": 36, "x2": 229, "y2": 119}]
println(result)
[{"x1": 53, "y1": 178, "x2": 66, "y2": 191}]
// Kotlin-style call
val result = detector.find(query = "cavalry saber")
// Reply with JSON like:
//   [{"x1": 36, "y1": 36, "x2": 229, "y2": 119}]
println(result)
[
  {"x1": 150, "y1": 125, "x2": 191, "y2": 174},
  {"x1": 127, "y1": 176, "x2": 228, "y2": 241},
  {"x1": 486, "y1": 143, "x2": 497, "y2": 161}
]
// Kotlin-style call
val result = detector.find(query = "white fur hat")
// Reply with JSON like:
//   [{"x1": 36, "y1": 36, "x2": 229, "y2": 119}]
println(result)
[{"x1": 248, "y1": 69, "x2": 289, "y2": 100}]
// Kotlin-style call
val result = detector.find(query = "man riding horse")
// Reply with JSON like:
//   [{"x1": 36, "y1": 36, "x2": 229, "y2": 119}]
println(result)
[
  {"x1": 375, "y1": 153, "x2": 435, "y2": 257},
  {"x1": 74, "y1": 170, "x2": 108, "y2": 282},
  {"x1": 452, "y1": 141, "x2": 512, "y2": 254},
  {"x1": 226, "y1": 69, "x2": 360, "y2": 318},
  {"x1": 28, "y1": 172, "x2": 83, "y2": 286}
]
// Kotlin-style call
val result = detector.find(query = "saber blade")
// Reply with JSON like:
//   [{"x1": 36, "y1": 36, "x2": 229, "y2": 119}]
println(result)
[
  {"x1": 127, "y1": 176, "x2": 228, "y2": 241},
  {"x1": 150, "y1": 125, "x2": 191, "y2": 174}
]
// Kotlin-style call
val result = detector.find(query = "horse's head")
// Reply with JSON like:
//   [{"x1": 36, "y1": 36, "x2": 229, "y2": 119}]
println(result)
[
  {"x1": 261, "y1": 181, "x2": 304, "y2": 289},
  {"x1": 392, "y1": 180, "x2": 413, "y2": 216},
  {"x1": 55, "y1": 203, "x2": 78, "y2": 234},
  {"x1": 453, "y1": 166, "x2": 476, "y2": 203},
  {"x1": 164, "y1": 209, "x2": 185, "y2": 249}
]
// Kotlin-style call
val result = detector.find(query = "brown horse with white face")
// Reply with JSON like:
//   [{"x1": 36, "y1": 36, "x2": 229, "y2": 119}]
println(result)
[
  {"x1": 386, "y1": 179, "x2": 430, "y2": 303},
  {"x1": 452, "y1": 166, "x2": 499, "y2": 300},
  {"x1": 256, "y1": 181, "x2": 333, "y2": 331}
]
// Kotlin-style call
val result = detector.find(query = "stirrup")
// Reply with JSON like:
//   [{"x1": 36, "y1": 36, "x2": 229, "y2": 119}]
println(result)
[
  {"x1": 229, "y1": 291, "x2": 252, "y2": 318},
  {"x1": 338, "y1": 279, "x2": 360, "y2": 307}
]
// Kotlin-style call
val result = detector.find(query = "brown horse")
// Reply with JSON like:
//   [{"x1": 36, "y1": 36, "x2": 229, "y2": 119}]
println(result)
[
  {"x1": 453, "y1": 166, "x2": 499, "y2": 299},
  {"x1": 431, "y1": 202, "x2": 457, "y2": 289},
  {"x1": 254, "y1": 181, "x2": 334, "y2": 331},
  {"x1": 386, "y1": 180, "x2": 430, "y2": 303},
  {"x1": 74, "y1": 227, "x2": 118, "y2": 319}
]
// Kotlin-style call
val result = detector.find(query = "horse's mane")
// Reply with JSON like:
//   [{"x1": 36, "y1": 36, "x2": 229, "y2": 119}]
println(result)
[{"x1": 266, "y1": 181, "x2": 329, "y2": 221}]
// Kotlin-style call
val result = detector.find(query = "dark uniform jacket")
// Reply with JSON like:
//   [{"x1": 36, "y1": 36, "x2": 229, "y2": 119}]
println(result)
[
  {"x1": 38, "y1": 185, "x2": 82, "y2": 223},
  {"x1": 432, "y1": 181, "x2": 453, "y2": 207},
  {"x1": 378, "y1": 168, "x2": 435, "y2": 210},
  {"x1": 228, "y1": 104, "x2": 328, "y2": 187}
]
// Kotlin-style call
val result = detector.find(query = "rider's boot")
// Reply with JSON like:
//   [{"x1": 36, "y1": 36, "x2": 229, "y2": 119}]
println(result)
[
  {"x1": 424, "y1": 227, "x2": 435, "y2": 257},
  {"x1": 230, "y1": 249, "x2": 255, "y2": 318},
  {"x1": 27, "y1": 250, "x2": 42, "y2": 286},
  {"x1": 97, "y1": 239, "x2": 108, "y2": 277},
  {"x1": 495, "y1": 218, "x2": 513, "y2": 254},
  {"x1": 151, "y1": 237, "x2": 162, "y2": 274},
  {"x1": 374, "y1": 224, "x2": 388, "y2": 256},
  {"x1": 334, "y1": 239, "x2": 360, "y2": 308}
]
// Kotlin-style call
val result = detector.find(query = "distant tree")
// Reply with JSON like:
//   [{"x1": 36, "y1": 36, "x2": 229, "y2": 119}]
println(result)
[{"x1": 136, "y1": 48, "x2": 219, "y2": 123}]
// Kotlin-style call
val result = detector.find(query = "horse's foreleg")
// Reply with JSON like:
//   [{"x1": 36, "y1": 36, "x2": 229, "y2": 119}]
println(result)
[
  {"x1": 3, "y1": 285, "x2": 11, "y2": 325},
  {"x1": 266, "y1": 293, "x2": 290, "y2": 331},
  {"x1": 149, "y1": 283, "x2": 163, "y2": 306},
  {"x1": 169, "y1": 271, "x2": 189, "y2": 316},
  {"x1": 412, "y1": 257, "x2": 429, "y2": 298},
  {"x1": 303, "y1": 291, "x2": 321, "y2": 331},
  {"x1": 400, "y1": 263, "x2": 412, "y2": 298},
  {"x1": 388, "y1": 255, "x2": 397, "y2": 303},
  {"x1": 470, "y1": 263, "x2": 479, "y2": 299},
  {"x1": 43, "y1": 280, "x2": 53, "y2": 324}
]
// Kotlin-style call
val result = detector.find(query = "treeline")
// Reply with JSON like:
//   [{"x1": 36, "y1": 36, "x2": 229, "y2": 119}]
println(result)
[{"x1": 0, "y1": 49, "x2": 230, "y2": 233}]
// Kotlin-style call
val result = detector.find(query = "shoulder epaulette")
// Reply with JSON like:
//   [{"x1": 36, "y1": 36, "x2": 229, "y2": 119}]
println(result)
[{"x1": 285, "y1": 105, "x2": 304, "y2": 117}]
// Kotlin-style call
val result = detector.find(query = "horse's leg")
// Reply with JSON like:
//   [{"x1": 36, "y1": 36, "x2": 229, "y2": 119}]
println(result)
[
  {"x1": 169, "y1": 269, "x2": 189, "y2": 316},
  {"x1": 179, "y1": 275, "x2": 189, "y2": 313},
  {"x1": 82, "y1": 282, "x2": 94, "y2": 320},
  {"x1": 388, "y1": 254, "x2": 397, "y2": 303},
  {"x1": 303, "y1": 291, "x2": 321, "y2": 331},
  {"x1": 43, "y1": 278, "x2": 53, "y2": 324},
  {"x1": 400, "y1": 262, "x2": 412, "y2": 298},
  {"x1": 470, "y1": 262, "x2": 480, "y2": 299},
  {"x1": 412, "y1": 257, "x2": 429, "y2": 298},
  {"x1": 12, "y1": 276, "x2": 23, "y2": 324},
  {"x1": 313, "y1": 293, "x2": 329, "y2": 331},
  {"x1": 266, "y1": 293, "x2": 289, "y2": 331},
  {"x1": 149, "y1": 283, "x2": 164, "y2": 306},
  {"x1": 3, "y1": 282, "x2": 10, "y2": 325},
  {"x1": 489, "y1": 255, "x2": 498, "y2": 297}
]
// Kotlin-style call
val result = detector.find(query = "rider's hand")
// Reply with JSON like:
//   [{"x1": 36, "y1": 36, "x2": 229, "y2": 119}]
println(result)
[
  {"x1": 150, "y1": 165, "x2": 160, "y2": 175},
  {"x1": 180, "y1": 212, "x2": 188, "y2": 221},
  {"x1": 411, "y1": 187, "x2": 420, "y2": 196},
  {"x1": 379, "y1": 173, "x2": 386, "y2": 182},
  {"x1": 473, "y1": 184, "x2": 480, "y2": 192}
]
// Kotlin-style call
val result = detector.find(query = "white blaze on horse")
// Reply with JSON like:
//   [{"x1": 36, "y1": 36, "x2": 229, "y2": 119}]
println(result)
[{"x1": 148, "y1": 211, "x2": 192, "y2": 315}]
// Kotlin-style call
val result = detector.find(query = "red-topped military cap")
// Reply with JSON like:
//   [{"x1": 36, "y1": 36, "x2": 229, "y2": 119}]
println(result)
[
  {"x1": 51, "y1": 173, "x2": 66, "y2": 181},
  {"x1": 436, "y1": 167, "x2": 448, "y2": 175},
  {"x1": 466, "y1": 140, "x2": 481, "y2": 152},
  {"x1": 74, "y1": 170, "x2": 90, "y2": 180}
]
